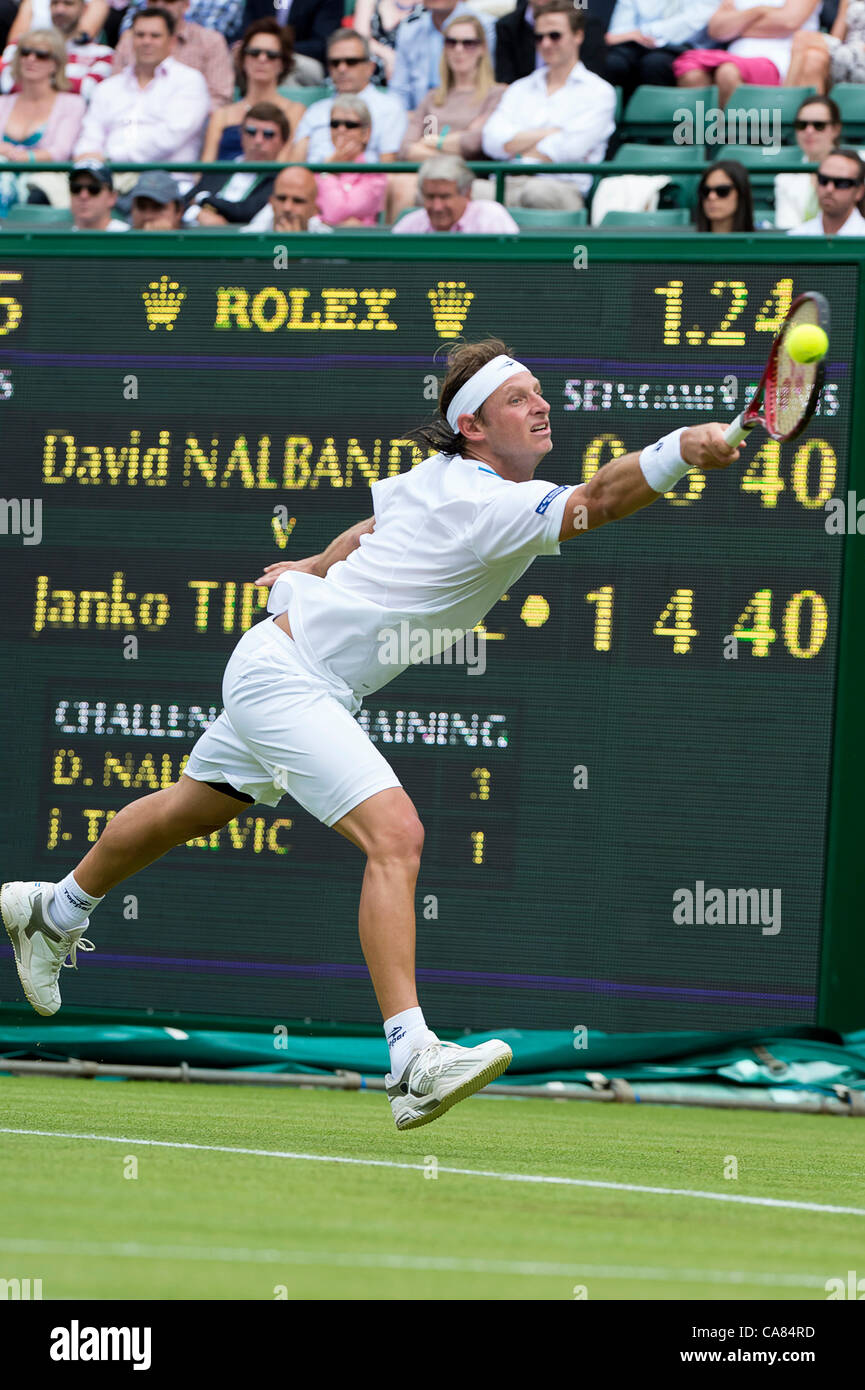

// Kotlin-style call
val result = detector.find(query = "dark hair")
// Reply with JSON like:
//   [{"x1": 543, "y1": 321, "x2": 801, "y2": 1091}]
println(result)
[
  {"x1": 825, "y1": 147, "x2": 865, "y2": 183},
  {"x1": 696, "y1": 160, "x2": 754, "y2": 232},
  {"x1": 237, "y1": 18, "x2": 294, "y2": 92},
  {"x1": 533, "y1": 0, "x2": 585, "y2": 34},
  {"x1": 245, "y1": 100, "x2": 290, "y2": 142},
  {"x1": 795, "y1": 94, "x2": 842, "y2": 129},
  {"x1": 133, "y1": 5, "x2": 175, "y2": 33},
  {"x1": 410, "y1": 338, "x2": 512, "y2": 456}
]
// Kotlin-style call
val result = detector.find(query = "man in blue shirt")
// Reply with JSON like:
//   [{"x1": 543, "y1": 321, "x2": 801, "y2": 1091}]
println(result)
[
  {"x1": 604, "y1": 0, "x2": 716, "y2": 97},
  {"x1": 390, "y1": 0, "x2": 496, "y2": 112}
]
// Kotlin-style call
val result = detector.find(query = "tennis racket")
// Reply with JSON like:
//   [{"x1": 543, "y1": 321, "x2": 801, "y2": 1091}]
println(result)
[{"x1": 725, "y1": 291, "x2": 830, "y2": 447}]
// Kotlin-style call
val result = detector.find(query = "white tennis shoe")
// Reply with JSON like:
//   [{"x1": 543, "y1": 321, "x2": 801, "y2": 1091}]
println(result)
[
  {"x1": 1, "y1": 880, "x2": 95, "y2": 1017},
  {"x1": 386, "y1": 1037, "x2": 513, "y2": 1130}
]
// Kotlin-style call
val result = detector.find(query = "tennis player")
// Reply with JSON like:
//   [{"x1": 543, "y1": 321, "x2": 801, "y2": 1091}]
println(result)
[{"x1": 2, "y1": 338, "x2": 740, "y2": 1130}]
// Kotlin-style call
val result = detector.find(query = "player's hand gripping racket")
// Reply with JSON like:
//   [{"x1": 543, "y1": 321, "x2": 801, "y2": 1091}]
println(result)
[{"x1": 725, "y1": 291, "x2": 830, "y2": 447}]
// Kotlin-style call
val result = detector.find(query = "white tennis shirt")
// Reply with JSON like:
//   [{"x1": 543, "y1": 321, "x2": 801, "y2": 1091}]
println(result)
[{"x1": 266, "y1": 453, "x2": 576, "y2": 700}]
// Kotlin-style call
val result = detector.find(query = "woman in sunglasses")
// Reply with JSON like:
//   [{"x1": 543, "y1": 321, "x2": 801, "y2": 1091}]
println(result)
[
  {"x1": 314, "y1": 94, "x2": 387, "y2": 226},
  {"x1": 201, "y1": 18, "x2": 303, "y2": 163},
  {"x1": 388, "y1": 14, "x2": 504, "y2": 222},
  {"x1": 695, "y1": 160, "x2": 755, "y2": 232},
  {"x1": 774, "y1": 95, "x2": 842, "y2": 230},
  {"x1": 0, "y1": 26, "x2": 84, "y2": 208}
]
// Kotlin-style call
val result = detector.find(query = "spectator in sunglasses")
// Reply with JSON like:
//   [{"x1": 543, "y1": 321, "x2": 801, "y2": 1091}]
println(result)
[
  {"x1": 1, "y1": 0, "x2": 113, "y2": 101},
  {"x1": 185, "y1": 100, "x2": 287, "y2": 224},
  {"x1": 775, "y1": 96, "x2": 842, "y2": 230},
  {"x1": 289, "y1": 31, "x2": 406, "y2": 162},
  {"x1": 0, "y1": 27, "x2": 85, "y2": 177},
  {"x1": 789, "y1": 149, "x2": 865, "y2": 236},
  {"x1": 695, "y1": 160, "x2": 754, "y2": 231},
  {"x1": 313, "y1": 95, "x2": 388, "y2": 226},
  {"x1": 241, "y1": 0, "x2": 341, "y2": 74},
  {"x1": 389, "y1": 14, "x2": 504, "y2": 221},
  {"x1": 201, "y1": 18, "x2": 303, "y2": 161},
  {"x1": 482, "y1": 2, "x2": 616, "y2": 211},
  {"x1": 68, "y1": 157, "x2": 128, "y2": 228},
  {"x1": 390, "y1": 0, "x2": 496, "y2": 112}
]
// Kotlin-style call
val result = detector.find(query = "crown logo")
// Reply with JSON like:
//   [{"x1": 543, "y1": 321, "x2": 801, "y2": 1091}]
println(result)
[
  {"x1": 142, "y1": 275, "x2": 186, "y2": 331},
  {"x1": 427, "y1": 281, "x2": 474, "y2": 339}
]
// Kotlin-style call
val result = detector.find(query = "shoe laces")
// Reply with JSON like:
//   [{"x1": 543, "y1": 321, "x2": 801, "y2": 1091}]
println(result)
[
  {"x1": 61, "y1": 937, "x2": 95, "y2": 970},
  {"x1": 416, "y1": 1040, "x2": 457, "y2": 1080}
]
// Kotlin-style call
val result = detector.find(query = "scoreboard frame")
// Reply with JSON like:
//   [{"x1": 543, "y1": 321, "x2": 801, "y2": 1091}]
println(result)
[{"x1": 0, "y1": 230, "x2": 863, "y2": 1034}]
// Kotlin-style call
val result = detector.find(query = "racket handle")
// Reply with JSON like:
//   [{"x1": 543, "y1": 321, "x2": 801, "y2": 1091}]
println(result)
[{"x1": 724, "y1": 414, "x2": 754, "y2": 447}]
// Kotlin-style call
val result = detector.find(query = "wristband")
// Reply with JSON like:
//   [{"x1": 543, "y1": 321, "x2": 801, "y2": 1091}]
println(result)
[{"x1": 639, "y1": 427, "x2": 691, "y2": 493}]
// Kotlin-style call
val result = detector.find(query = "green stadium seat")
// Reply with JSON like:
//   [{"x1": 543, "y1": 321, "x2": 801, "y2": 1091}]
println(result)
[
  {"x1": 1, "y1": 204, "x2": 73, "y2": 226},
  {"x1": 279, "y1": 84, "x2": 330, "y2": 107},
  {"x1": 831, "y1": 84, "x2": 865, "y2": 144},
  {"x1": 620, "y1": 85, "x2": 719, "y2": 143},
  {"x1": 723, "y1": 86, "x2": 817, "y2": 144},
  {"x1": 600, "y1": 207, "x2": 691, "y2": 226},
  {"x1": 509, "y1": 207, "x2": 588, "y2": 227},
  {"x1": 611, "y1": 142, "x2": 705, "y2": 208}
]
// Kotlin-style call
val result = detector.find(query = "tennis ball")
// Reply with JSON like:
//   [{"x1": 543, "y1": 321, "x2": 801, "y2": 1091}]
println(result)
[{"x1": 786, "y1": 324, "x2": 829, "y2": 363}]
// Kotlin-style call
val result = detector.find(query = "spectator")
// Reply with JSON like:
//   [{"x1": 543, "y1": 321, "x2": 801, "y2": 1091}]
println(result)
[
  {"x1": 353, "y1": 0, "x2": 422, "y2": 86},
  {"x1": 0, "y1": 28, "x2": 85, "y2": 171},
  {"x1": 603, "y1": 0, "x2": 718, "y2": 98},
  {"x1": 789, "y1": 148, "x2": 865, "y2": 233},
  {"x1": 113, "y1": 0, "x2": 234, "y2": 107},
  {"x1": 392, "y1": 153, "x2": 520, "y2": 229},
  {"x1": 775, "y1": 95, "x2": 842, "y2": 229},
  {"x1": 494, "y1": 0, "x2": 534, "y2": 82},
  {"x1": 241, "y1": 0, "x2": 343, "y2": 76},
  {"x1": 673, "y1": 0, "x2": 821, "y2": 104},
  {"x1": 68, "y1": 156, "x2": 129, "y2": 227},
  {"x1": 314, "y1": 94, "x2": 388, "y2": 225},
  {"x1": 695, "y1": 159, "x2": 754, "y2": 229},
  {"x1": 390, "y1": 0, "x2": 496, "y2": 112},
  {"x1": 786, "y1": 0, "x2": 865, "y2": 90},
  {"x1": 1, "y1": 0, "x2": 113, "y2": 98},
  {"x1": 129, "y1": 166, "x2": 184, "y2": 225},
  {"x1": 184, "y1": 99, "x2": 286, "y2": 223},
  {"x1": 75, "y1": 8, "x2": 210, "y2": 166},
  {"x1": 389, "y1": 13, "x2": 504, "y2": 219},
  {"x1": 482, "y1": 1, "x2": 616, "y2": 210},
  {"x1": 118, "y1": 0, "x2": 249, "y2": 47},
  {"x1": 289, "y1": 31, "x2": 406, "y2": 163},
  {"x1": 201, "y1": 18, "x2": 303, "y2": 160},
  {"x1": 243, "y1": 162, "x2": 332, "y2": 229}
]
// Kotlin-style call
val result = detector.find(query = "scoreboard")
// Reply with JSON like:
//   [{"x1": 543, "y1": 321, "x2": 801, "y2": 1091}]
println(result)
[{"x1": 0, "y1": 232, "x2": 863, "y2": 1035}]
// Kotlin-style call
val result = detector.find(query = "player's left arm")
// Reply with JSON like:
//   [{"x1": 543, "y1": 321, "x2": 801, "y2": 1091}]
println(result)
[
  {"x1": 558, "y1": 423, "x2": 739, "y2": 542},
  {"x1": 255, "y1": 516, "x2": 375, "y2": 585}
]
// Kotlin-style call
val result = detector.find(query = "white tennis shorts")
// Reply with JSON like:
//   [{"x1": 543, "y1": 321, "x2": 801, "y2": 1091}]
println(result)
[{"x1": 184, "y1": 617, "x2": 402, "y2": 825}]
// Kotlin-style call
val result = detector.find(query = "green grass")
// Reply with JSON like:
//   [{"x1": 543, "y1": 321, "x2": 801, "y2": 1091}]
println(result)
[{"x1": 1, "y1": 1075, "x2": 863, "y2": 1300}]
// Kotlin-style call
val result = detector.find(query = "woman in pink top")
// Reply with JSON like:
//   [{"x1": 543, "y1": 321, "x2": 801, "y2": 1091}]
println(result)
[
  {"x1": 0, "y1": 28, "x2": 85, "y2": 164},
  {"x1": 314, "y1": 95, "x2": 387, "y2": 228}
]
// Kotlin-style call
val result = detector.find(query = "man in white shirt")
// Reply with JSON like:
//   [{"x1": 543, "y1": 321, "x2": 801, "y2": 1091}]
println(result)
[
  {"x1": 3, "y1": 339, "x2": 738, "y2": 1133},
  {"x1": 789, "y1": 150, "x2": 865, "y2": 237},
  {"x1": 75, "y1": 5, "x2": 210, "y2": 167},
  {"x1": 482, "y1": 0, "x2": 616, "y2": 208},
  {"x1": 290, "y1": 30, "x2": 406, "y2": 164}
]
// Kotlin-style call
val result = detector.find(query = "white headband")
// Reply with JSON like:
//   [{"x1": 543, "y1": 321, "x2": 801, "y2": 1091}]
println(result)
[{"x1": 445, "y1": 354, "x2": 529, "y2": 432}]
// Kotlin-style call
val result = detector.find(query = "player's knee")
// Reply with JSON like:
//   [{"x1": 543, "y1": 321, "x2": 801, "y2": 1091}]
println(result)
[{"x1": 368, "y1": 813, "x2": 425, "y2": 865}]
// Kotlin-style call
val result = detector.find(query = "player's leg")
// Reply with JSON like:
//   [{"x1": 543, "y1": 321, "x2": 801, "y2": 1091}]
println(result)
[{"x1": 1, "y1": 776, "x2": 241, "y2": 1016}]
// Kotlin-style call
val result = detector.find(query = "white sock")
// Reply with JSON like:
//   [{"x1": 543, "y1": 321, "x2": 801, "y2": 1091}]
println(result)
[
  {"x1": 46, "y1": 873, "x2": 104, "y2": 933},
  {"x1": 384, "y1": 1007, "x2": 438, "y2": 1078}
]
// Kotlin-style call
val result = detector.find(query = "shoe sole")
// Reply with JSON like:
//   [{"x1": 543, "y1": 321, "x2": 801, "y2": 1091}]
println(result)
[
  {"x1": 395, "y1": 1046, "x2": 513, "y2": 1130},
  {"x1": 1, "y1": 882, "x2": 57, "y2": 1017}
]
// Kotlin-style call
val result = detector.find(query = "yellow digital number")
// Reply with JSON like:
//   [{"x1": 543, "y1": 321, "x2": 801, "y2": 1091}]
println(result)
[
  {"x1": 582, "y1": 434, "x2": 627, "y2": 484},
  {"x1": 706, "y1": 281, "x2": 748, "y2": 347},
  {"x1": 653, "y1": 589, "x2": 697, "y2": 654},
  {"x1": 783, "y1": 590, "x2": 828, "y2": 659},
  {"x1": 791, "y1": 439, "x2": 836, "y2": 509},
  {"x1": 741, "y1": 439, "x2": 784, "y2": 508},
  {"x1": 665, "y1": 470, "x2": 706, "y2": 506},
  {"x1": 654, "y1": 280, "x2": 683, "y2": 346},
  {"x1": 585, "y1": 585, "x2": 614, "y2": 651},
  {"x1": 733, "y1": 588, "x2": 776, "y2": 657},
  {"x1": 754, "y1": 278, "x2": 794, "y2": 335}
]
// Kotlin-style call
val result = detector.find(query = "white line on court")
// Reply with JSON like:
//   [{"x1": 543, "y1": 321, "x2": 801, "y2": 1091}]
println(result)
[
  {"x1": 2, "y1": 1126, "x2": 863, "y2": 1217},
  {"x1": 0, "y1": 1237, "x2": 832, "y2": 1289}
]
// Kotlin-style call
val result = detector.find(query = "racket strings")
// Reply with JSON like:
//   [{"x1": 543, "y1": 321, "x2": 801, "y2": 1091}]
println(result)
[{"x1": 769, "y1": 303, "x2": 822, "y2": 437}]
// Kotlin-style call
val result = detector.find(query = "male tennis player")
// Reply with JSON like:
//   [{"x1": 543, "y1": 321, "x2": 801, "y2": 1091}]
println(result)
[{"x1": 2, "y1": 339, "x2": 740, "y2": 1130}]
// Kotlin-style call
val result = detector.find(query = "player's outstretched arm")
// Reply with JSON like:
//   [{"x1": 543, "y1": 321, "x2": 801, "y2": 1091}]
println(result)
[
  {"x1": 558, "y1": 423, "x2": 739, "y2": 543},
  {"x1": 255, "y1": 516, "x2": 376, "y2": 585}
]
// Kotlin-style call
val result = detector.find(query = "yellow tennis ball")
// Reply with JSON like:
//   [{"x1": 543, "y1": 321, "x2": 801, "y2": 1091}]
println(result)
[{"x1": 786, "y1": 324, "x2": 829, "y2": 363}]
